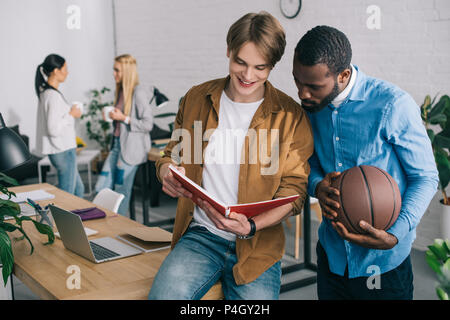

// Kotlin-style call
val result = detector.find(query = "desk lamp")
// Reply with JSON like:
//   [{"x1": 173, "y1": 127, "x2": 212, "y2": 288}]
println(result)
[
  {"x1": 0, "y1": 113, "x2": 32, "y2": 172},
  {"x1": 150, "y1": 87, "x2": 169, "y2": 108}
]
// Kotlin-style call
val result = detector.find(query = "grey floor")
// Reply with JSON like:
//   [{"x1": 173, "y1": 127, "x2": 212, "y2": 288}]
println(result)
[{"x1": 11, "y1": 168, "x2": 440, "y2": 300}]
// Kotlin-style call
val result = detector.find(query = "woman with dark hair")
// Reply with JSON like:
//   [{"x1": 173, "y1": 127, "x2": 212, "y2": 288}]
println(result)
[{"x1": 35, "y1": 54, "x2": 84, "y2": 197}]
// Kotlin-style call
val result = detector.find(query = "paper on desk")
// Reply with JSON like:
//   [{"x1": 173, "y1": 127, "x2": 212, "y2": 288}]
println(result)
[
  {"x1": 3, "y1": 203, "x2": 37, "y2": 220},
  {"x1": 0, "y1": 189, "x2": 55, "y2": 203},
  {"x1": 116, "y1": 226, "x2": 172, "y2": 253}
]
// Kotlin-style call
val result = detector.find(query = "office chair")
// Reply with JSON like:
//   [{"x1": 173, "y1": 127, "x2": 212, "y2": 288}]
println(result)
[{"x1": 93, "y1": 188, "x2": 125, "y2": 214}]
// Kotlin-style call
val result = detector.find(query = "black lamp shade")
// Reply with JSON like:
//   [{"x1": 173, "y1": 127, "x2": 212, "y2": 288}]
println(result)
[
  {"x1": 150, "y1": 87, "x2": 169, "y2": 108},
  {"x1": 0, "y1": 113, "x2": 32, "y2": 172}
]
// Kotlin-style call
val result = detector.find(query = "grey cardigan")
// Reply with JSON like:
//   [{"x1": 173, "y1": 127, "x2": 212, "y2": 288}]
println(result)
[{"x1": 118, "y1": 85, "x2": 154, "y2": 165}]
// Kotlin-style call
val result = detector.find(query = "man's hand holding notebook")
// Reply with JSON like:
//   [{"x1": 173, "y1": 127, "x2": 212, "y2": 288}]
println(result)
[{"x1": 159, "y1": 163, "x2": 193, "y2": 199}]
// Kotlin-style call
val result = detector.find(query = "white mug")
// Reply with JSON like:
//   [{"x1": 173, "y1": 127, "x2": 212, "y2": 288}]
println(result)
[
  {"x1": 72, "y1": 101, "x2": 84, "y2": 114},
  {"x1": 102, "y1": 106, "x2": 115, "y2": 122}
]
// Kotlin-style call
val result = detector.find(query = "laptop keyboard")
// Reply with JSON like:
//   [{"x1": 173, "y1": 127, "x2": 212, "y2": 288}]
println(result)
[{"x1": 90, "y1": 241, "x2": 120, "y2": 260}]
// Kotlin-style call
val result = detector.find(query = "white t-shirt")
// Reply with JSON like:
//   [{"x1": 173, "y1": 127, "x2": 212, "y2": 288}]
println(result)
[{"x1": 190, "y1": 91, "x2": 263, "y2": 241}]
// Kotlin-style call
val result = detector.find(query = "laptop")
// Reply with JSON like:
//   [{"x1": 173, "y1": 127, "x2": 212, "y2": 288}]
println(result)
[{"x1": 49, "y1": 204, "x2": 142, "y2": 263}]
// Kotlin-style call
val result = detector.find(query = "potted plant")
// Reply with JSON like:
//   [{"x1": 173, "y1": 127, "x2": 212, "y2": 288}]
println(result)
[
  {"x1": 420, "y1": 94, "x2": 450, "y2": 239},
  {"x1": 426, "y1": 238, "x2": 450, "y2": 300},
  {"x1": 0, "y1": 172, "x2": 55, "y2": 290},
  {"x1": 81, "y1": 87, "x2": 114, "y2": 161}
]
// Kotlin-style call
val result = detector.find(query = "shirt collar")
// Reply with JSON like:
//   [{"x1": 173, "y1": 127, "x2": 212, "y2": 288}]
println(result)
[
  {"x1": 332, "y1": 64, "x2": 357, "y2": 107},
  {"x1": 346, "y1": 65, "x2": 366, "y2": 102},
  {"x1": 206, "y1": 76, "x2": 282, "y2": 117}
]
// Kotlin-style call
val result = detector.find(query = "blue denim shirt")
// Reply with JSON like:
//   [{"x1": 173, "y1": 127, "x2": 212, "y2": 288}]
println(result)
[{"x1": 307, "y1": 66, "x2": 439, "y2": 278}]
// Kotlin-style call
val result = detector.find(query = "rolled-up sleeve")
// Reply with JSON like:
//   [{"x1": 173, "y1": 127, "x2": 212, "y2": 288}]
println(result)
[{"x1": 274, "y1": 110, "x2": 314, "y2": 215}]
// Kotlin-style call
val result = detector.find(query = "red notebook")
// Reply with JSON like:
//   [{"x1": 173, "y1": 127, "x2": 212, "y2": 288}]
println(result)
[{"x1": 169, "y1": 165, "x2": 299, "y2": 218}]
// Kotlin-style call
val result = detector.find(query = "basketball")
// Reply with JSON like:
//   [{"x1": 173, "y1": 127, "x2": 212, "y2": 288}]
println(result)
[{"x1": 330, "y1": 165, "x2": 401, "y2": 234}]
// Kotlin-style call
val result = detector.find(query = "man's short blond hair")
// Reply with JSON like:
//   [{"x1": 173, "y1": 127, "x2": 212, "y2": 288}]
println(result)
[{"x1": 226, "y1": 11, "x2": 286, "y2": 68}]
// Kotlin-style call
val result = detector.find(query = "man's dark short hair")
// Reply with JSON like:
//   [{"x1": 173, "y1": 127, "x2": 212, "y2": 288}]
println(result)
[{"x1": 294, "y1": 25, "x2": 352, "y2": 76}]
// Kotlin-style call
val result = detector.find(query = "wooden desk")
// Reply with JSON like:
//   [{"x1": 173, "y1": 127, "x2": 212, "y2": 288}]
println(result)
[{"x1": 10, "y1": 183, "x2": 222, "y2": 300}]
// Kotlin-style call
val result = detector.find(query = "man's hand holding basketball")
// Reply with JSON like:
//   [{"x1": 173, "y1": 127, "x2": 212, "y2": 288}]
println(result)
[
  {"x1": 332, "y1": 220, "x2": 398, "y2": 250},
  {"x1": 315, "y1": 172, "x2": 341, "y2": 221}
]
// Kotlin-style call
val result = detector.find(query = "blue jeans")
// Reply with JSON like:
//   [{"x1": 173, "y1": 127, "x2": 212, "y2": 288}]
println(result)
[
  {"x1": 95, "y1": 137, "x2": 138, "y2": 216},
  {"x1": 48, "y1": 148, "x2": 84, "y2": 197},
  {"x1": 148, "y1": 226, "x2": 282, "y2": 300}
]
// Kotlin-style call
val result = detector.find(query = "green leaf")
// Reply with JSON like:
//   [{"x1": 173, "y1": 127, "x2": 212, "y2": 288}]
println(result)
[
  {"x1": 101, "y1": 87, "x2": 110, "y2": 94},
  {"x1": 423, "y1": 95, "x2": 431, "y2": 108},
  {"x1": 429, "y1": 241, "x2": 448, "y2": 261},
  {"x1": 434, "y1": 134, "x2": 450, "y2": 149},
  {"x1": 0, "y1": 186, "x2": 16, "y2": 200},
  {"x1": 0, "y1": 222, "x2": 19, "y2": 233},
  {"x1": 426, "y1": 250, "x2": 442, "y2": 275},
  {"x1": 31, "y1": 220, "x2": 55, "y2": 245},
  {"x1": 443, "y1": 239, "x2": 450, "y2": 253},
  {"x1": 0, "y1": 230, "x2": 14, "y2": 286},
  {"x1": 0, "y1": 173, "x2": 18, "y2": 187},
  {"x1": 430, "y1": 113, "x2": 447, "y2": 125},
  {"x1": 429, "y1": 96, "x2": 449, "y2": 119},
  {"x1": 427, "y1": 129, "x2": 435, "y2": 143},
  {"x1": 443, "y1": 258, "x2": 450, "y2": 272},
  {"x1": 8, "y1": 221, "x2": 35, "y2": 255},
  {"x1": 18, "y1": 215, "x2": 54, "y2": 245},
  {"x1": 435, "y1": 149, "x2": 450, "y2": 190},
  {"x1": 0, "y1": 200, "x2": 20, "y2": 219},
  {"x1": 436, "y1": 286, "x2": 449, "y2": 300},
  {"x1": 421, "y1": 95, "x2": 431, "y2": 121}
]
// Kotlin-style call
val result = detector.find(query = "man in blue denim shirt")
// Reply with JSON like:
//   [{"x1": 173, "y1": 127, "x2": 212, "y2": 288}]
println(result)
[{"x1": 292, "y1": 26, "x2": 439, "y2": 299}]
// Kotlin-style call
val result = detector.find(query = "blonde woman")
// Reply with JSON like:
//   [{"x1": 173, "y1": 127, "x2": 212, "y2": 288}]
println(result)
[{"x1": 95, "y1": 54, "x2": 153, "y2": 216}]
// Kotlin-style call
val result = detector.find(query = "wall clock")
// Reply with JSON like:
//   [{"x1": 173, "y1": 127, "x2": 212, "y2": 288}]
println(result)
[{"x1": 280, "y1": 0, "x2": 302, "y2": 19}]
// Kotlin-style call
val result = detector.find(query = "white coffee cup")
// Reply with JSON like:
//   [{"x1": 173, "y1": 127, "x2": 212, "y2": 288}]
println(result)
[
  {"x1": 102, "y1": 106, "x2": 115, "y2": 122},
  {"x1": 72, "y1": 101, "x2": 84, "y2": 114}
]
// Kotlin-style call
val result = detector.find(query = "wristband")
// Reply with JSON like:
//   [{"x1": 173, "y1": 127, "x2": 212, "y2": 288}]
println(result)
[{"x1": 237, "y1": 218, "x2": 256, "y2": 240}]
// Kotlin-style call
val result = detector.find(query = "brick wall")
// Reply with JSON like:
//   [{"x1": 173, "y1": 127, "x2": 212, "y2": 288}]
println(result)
[
  {"x1": 0, "y1": 0, "x2": 116, "y2": 150},
  {"x1": 114, "y1": 0, "x2": 450, "y2": 249},
  {"x1": 114, "y1": 0, "x2": 450, "y2": 114}
]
